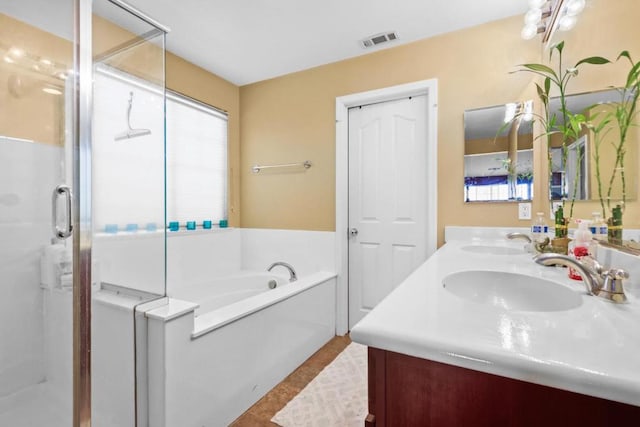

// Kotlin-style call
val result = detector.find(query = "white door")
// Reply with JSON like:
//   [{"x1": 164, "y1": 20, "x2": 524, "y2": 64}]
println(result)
[{"x1": 348, "y1": 95, "x2": 429, "y2": 329}]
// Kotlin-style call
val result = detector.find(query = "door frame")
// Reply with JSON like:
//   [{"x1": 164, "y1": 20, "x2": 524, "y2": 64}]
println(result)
[{"x1": 335, "y1": 79, "x2": 438, "y2": 335}]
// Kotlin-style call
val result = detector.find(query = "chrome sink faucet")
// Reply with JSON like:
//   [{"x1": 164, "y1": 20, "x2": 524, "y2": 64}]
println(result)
[
  {"x1": 506, "y1": 232, "x2": 553, "y2": 253},
  {"x1": 267, "y1": 261, "x2": 298, "y2": 282},
  {"x1": 506, "y1": 232, "x2": 532, "y2": 243},
  {"x1": 534, "y1": 253, "x2": 629, "y2": 303}
]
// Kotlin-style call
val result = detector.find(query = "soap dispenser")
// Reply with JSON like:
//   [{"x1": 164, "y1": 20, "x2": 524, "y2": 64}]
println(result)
[{"x1": 567, "y1": 220, "x2": 593, "y2": 281}]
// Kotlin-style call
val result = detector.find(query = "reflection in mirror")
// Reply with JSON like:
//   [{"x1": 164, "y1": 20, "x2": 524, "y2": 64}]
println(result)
[
  {"x1": 548, "y1": 89, "x2": 638, "y2": 203},
  {"x1": 464, "y1": 101, "x2": 534, "y2": 202}
]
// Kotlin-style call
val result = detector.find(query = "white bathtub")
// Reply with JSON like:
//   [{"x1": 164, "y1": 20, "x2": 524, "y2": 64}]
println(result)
[
  {"x1": 145, "y1": 270, "x2": 336, "y2": 427},
  {"x1": 174, "y1": 271, "x2": 290, "y2": 316}
]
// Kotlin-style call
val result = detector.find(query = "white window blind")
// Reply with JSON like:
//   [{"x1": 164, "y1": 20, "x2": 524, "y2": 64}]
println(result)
[
  {"x1": 93, "y1": 67, "x2": 165, "y2": 231},
  {"x1": 92, "y1": 66, "x2": 228, "y2": 232},
  {"x1": 166, "y1": 91, "x2": 228, "y2": 224}
]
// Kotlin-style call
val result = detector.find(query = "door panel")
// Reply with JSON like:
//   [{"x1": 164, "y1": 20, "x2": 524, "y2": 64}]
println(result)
[{"x1": 348, "y1": 96, "x2": 428, "y2": 329}]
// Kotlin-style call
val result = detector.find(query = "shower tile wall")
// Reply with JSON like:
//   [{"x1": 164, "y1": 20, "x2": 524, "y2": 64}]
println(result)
[{"x1": 0, "y1": 137, "x2": 63, "y2": 397}]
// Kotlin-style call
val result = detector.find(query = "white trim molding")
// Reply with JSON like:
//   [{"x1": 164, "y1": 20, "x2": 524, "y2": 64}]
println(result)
[{"x1": 334, "y1": 79, "x2": 439, "y2": 335}]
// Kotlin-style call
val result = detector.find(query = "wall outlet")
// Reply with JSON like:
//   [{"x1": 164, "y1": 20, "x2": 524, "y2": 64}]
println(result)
[{"x1": 518, "y1": 203, "x2": 532, "y2": 220}]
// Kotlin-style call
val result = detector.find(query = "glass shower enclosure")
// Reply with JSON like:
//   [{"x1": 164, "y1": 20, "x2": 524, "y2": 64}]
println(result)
[{"x1": 0, "y1": 0, "x2": 167, "y2": 425}]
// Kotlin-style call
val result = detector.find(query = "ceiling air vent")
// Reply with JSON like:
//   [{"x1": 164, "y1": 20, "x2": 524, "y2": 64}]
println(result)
[{"x1": 360, "y1": 31, "x2": 399, "y2": 49}]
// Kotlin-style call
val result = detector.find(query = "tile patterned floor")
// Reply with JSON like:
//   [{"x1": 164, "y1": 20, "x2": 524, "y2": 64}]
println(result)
[{"x1": 230, "y1": 335, "x2": 352, "y2": 427}]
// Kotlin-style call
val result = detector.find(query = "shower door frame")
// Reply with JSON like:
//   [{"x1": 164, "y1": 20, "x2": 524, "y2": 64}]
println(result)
[
  {"x1": 72, "y1": 0, "x2": 93, "y2": 425},
  {"x1": 72, "y1": 0, "x2": 169, "y2": 425}
]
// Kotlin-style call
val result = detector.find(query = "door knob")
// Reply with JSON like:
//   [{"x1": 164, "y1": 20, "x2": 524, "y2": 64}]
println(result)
[{"x1": 350, "y1": 228, "x2": 359, "y2": 237}]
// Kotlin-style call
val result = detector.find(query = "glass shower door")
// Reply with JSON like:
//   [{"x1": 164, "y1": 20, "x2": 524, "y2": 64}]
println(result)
[
  {"x1": 1, "y1": 1, "x2": 167, "y2": 425},
  {"x1": 0, "y1": 1, "x2": 76, "y2": 425},
  {"x1": 91, "y1": 1, "x2": 167, "y2": 425}
]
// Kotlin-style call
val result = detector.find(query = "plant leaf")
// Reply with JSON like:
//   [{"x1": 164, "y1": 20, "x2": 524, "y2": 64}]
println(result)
[
  {"x1": 551, "y1": 41, "x2": 565, "y2": 60},
  {"x1": 626, "y1": 61, "x2": 640, "y2": 87},
  {"x1": 617, "y1": 50, "x2": 632, "y2": 64},
  {"x1": 545, "y1": 76, "x2": 551, "y2": 94},
  {"x1": 575, "y1": 56, "x2": 611, "y2": 67},
  {"x1": 535, "y1": 83, "x2": 547, "y2": 103},
  {"x1": 517, "y1": 63, "x2": 559, "y2": 82}
]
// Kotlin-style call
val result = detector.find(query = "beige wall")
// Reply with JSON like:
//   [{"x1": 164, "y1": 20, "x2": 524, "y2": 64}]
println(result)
[
  {"x1": 240, "y1": 14, "x2": 539, "y2": 242},
  {"x1": 239, "y1": 0, "x2": 640, "y2": 245},
  {"x1": 466, "y1": 134, "x2": 533, "y2": 155}
]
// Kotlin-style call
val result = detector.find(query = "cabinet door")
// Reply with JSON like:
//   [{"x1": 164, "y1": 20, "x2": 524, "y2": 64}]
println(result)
[{"x1": 367, "y1": 347, "x2": 640, "y2": 427}]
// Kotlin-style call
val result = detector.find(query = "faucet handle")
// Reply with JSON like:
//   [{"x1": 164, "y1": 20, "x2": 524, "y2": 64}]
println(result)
[
  {"x1": 599, "y1": 268, "x2": 629, "y2": 303},
  {"x1": 605, "y1": 268, "x2": 629, "y2": 280}
]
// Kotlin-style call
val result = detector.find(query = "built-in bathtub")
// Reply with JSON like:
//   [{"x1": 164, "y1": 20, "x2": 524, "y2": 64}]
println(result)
[
  {"x1": 174, "y1": 271, "x2": 290, "y2": 317},
  {"x1": 144, "y1": 269, "x2": 336, "y2": 427}
]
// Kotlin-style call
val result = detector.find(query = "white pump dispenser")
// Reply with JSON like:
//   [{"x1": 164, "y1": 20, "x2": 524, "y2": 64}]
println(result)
[{"x1": 567, "y1": 220, "x2": 593, "y2": 281}]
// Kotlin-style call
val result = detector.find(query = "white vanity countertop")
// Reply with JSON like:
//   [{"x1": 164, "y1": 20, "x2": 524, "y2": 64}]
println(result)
[{"x1": 350, "y1": 238, "x2": 640, "y2": 407}]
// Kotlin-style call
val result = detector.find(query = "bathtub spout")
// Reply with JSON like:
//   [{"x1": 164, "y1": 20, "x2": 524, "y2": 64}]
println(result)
[{"x1": 267, "y1": 262, "x2": 297, "y2": 282}]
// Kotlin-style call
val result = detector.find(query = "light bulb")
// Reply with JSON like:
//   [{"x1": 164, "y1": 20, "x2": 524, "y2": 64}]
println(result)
[
  {"x1": 42, "y1": 86, "x2": 62, "y2": 95},
  {"x1": 558, "y1": 14, "x2": 577, "y2": 31},
  {"x1": 524, "y1": 8, "x2": 542, "y2": 25},
  {"x1": 8, "y1": 47, "x2": 24, "y2": 58},
  {"x1": 528, "y1": 0, "x2": 546, "y2": 8},
  {"x1": 521, "y1": 24, "x2": 539, "y2": 40},
  {"x1": 566, "y1": 0, "x2": 586, "y2": 16}
]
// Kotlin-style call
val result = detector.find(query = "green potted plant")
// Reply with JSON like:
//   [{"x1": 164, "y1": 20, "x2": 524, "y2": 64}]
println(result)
[
  {"x1": 586, "y1": 50, "x2": 640, "y2": 244},
  {"x1": 512, "y1": 41, "x2": 610, "y2": 223}
]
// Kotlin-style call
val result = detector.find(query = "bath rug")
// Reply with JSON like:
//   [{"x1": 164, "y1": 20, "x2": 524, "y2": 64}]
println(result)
[{"x1": 271, "y1": 342, "x2": 368, "y2": 427}]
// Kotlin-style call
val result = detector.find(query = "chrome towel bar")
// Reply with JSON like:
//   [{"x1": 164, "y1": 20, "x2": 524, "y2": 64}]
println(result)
[{"x1": 251, "y1": 160, "x2": 312, "y2": 173}]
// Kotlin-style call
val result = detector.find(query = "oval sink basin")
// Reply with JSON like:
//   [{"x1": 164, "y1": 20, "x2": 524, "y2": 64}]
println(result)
[
  {"x1": 461, "y1": 245, "x2": 524, "y2": 255},
  {"x1": 442, "y1": 271, "x2": 582, "y2": 312}
]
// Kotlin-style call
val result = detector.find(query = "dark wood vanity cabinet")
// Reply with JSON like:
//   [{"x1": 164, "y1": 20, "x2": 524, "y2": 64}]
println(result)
[{"x1": 365, "y1": 347, "x2": 640, "y2": 427}]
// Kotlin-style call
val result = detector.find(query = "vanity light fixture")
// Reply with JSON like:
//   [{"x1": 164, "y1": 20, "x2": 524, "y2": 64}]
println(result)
[
  {"x1": 0, "y1": 43, "x2": 70, "y2": 81},
  {"x1": 521, "y1": 0, "x2": 587, "y2": 43}
]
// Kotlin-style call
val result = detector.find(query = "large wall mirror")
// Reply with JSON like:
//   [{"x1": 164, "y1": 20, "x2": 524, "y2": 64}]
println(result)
[
  {"x1": 548, "y1": 89, "x2": 638, "y2": 204},
  {"x1": 463, "y1": 101, "x2": 534, "y2": 202}
]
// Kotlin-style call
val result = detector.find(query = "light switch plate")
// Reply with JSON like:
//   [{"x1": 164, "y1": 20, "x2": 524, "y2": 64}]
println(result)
[{"x1": 518, "y1": 203, "x2": 532, "y2": 220}]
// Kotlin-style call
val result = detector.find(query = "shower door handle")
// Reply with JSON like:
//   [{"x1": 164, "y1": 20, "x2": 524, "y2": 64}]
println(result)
[{"x1": 52, "y1": 184, "x2": 73, "y2": 239}]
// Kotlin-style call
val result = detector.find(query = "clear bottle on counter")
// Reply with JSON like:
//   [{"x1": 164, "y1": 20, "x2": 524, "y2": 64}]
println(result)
[
  {"x1": 531, "y1": 212, "x2": 549, "y2": 243},
  {"x1": 590, "y1": 211, "x2": 608, "y2": 241}
]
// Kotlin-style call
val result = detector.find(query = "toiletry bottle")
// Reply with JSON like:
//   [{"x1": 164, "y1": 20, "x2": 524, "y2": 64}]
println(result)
[
  {"x1": 531, "y1": 212, "x2": 548, "y2": 243},
  {"x1": 590, "y1": 211, "x2": 608, "y2": 241},
  {"x1": 567, "y1": 220, "x2": 593, "y2": 281}
]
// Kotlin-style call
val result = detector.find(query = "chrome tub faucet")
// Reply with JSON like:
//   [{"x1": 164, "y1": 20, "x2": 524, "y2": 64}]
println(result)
[
  {"x1": 267, "y1": 261, "x2": 298, "y2": 282},
  {"x1": 534, "y1": 253, "x2": 629, "y2": 303}
]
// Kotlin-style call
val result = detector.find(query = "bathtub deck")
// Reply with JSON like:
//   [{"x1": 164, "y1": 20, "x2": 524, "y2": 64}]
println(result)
[{"x1": 231, "y1": 335, "x2": 352, "y2": 426}]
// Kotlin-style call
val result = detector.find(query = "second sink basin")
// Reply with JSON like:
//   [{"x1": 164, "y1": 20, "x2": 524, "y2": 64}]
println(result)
[
  {"x1": 460, "y1": 245, "x2": 524, "y2": 255},
  {"x1": 442, "y1": 270, "x2": 582, "y2": 312}
]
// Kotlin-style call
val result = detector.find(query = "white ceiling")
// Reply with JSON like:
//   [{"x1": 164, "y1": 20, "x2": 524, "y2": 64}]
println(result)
[
  {"x1": 3, "y1": 0, "x2": 529, "y2": 86},
  {"x1": 123, "y1": 0, "x2": 528, "y2": 86}
]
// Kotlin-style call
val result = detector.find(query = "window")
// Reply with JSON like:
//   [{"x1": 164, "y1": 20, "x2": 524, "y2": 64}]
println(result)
[
  {"x1": 166, "y1": 91, "x2": 228, "y2": 225},
  {"x1": 464, "y1": 176, "x2": 533, "y2": 202},
  {"x1": 92, "y1": 66, "x2": 228, "y2": 232}
]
